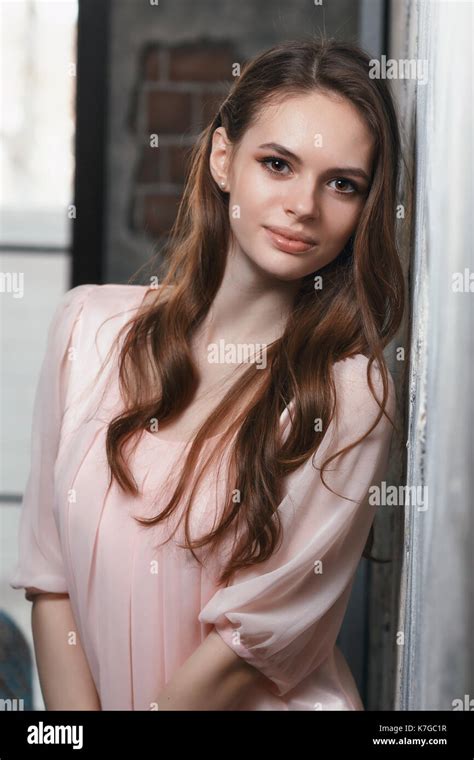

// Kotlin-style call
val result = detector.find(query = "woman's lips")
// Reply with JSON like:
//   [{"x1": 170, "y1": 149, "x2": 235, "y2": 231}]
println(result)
[{"x1": 263, "y1": 226, "x2": 318, "y2": 254}]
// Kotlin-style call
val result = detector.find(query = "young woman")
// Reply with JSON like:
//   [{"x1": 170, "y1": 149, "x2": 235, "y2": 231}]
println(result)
[{"x1": 11, "y1": 37, "x2": 404, "y2": 711}]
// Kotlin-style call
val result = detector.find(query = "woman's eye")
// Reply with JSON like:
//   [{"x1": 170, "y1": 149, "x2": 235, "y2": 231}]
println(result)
[
  {"x1": 329, "y1": 178, "x2": 358, "y2": 194},
  {"x1": 258, "y1": 161, "x2": 360, "y2": 194},
  {"x1": 259, "y1": 156, "x2": 291, "y2": 176}
]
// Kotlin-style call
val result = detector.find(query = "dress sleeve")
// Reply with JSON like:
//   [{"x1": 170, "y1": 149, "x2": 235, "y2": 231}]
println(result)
[
  {"x1": 9, "y1": 284, "x2": 96, "y2": 602},
  {"x1": 198, "y1": 354, "x2": 396, "y2": 697}
]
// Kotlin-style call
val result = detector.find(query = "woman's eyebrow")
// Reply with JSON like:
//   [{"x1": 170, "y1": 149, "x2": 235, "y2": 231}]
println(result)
[{"x1": 257, "y1": 142, "x2": 371, "y2": 184}]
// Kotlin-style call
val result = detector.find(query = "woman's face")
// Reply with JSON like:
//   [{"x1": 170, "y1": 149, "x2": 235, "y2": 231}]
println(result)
[{"x1": 210, "y1": 90, "x2": 374, "y2": 282}]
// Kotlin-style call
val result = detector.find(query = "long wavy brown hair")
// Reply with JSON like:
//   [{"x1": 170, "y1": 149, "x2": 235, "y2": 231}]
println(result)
[{"x1": 103, "y1": 36, "x2": 405, "y2": 585}]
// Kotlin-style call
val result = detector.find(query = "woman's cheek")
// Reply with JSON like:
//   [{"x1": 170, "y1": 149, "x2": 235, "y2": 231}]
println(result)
[
  {"x1": 328, "y1": 203, "x2": 360, "y2": 242},
  {"x1": 230, "y1": 187, "x2": 262, "y2": 228}
]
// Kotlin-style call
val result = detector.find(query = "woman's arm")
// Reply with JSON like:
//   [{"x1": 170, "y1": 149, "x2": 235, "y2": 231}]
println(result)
[
  {"x1": 154, "y1": 629, "x2": 266, "y2": 711},
  {"x1": 31, "y1": 593, "x2": 101, "y2": 710}
]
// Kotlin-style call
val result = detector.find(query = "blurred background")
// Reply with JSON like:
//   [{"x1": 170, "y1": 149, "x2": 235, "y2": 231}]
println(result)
[{"x1": 0, "y1": 0, "x2": 472, "y2": 712}]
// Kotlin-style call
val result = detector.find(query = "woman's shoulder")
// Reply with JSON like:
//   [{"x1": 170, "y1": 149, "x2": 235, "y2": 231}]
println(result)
[
  {"x1": 50, "y1": 285, "x2": 152, "y2": 416},
  {"x1": 51, "y1": 283, "x2": 151, "y2": 347},
  {"x1": 331, "y1": 353, "x2": 397, "y2": 432},
  {"x1": 50, "y1": 283, "x2": 151, "y2": 375},
  {"x1": 60, "y1": 282, "x2": 150, "y2": 317},
  {"x1": 333, "y1": 353, "x2": 395, "y2": 391}
]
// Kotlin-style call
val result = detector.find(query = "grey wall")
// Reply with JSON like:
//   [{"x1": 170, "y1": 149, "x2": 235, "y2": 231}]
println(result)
[{"x1": 389, "y1": 0, "x2": 474, "y2": 710}]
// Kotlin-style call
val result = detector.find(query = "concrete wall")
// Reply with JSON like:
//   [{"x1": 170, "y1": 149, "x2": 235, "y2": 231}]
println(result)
[{"x1": 389, "y1": 0, "x2": 474, "y2": 710}]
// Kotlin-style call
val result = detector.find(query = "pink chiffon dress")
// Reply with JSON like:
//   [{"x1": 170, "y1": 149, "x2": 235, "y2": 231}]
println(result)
[{"x1": 10, "y1": 283, "x2": 395, "y2": 711}]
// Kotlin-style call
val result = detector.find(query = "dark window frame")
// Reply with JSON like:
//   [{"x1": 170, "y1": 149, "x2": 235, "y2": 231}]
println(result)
[{"x1": 72, "y1": 0, "x2": 111, "y2": 286}]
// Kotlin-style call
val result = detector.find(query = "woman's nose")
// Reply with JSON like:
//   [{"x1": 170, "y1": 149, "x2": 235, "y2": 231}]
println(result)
[{"x1": 284, "y1": 180, "x2": 320, "y2": 220}]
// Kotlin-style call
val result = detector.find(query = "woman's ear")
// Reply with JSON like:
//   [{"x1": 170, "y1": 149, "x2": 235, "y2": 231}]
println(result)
[{"x1": 209, "y1": 127, "x2": 232, "y2": 190}]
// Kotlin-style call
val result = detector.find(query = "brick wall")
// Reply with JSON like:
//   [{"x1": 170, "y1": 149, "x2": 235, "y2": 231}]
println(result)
[
  {"x1": 128, "y1": 41, "x2": 237, "y2": 241},
  {"x1": 104, "y1": 0, "x2": 359, "y2": 284}
]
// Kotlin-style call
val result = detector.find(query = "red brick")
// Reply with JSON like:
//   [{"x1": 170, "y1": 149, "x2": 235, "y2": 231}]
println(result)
[
  {"x1": 136, "y1": 144, "x2": 161, "y2": 183},
  {"x1": 168, "y1": 145, "x2": 192, "y2": 184},
  {"x1": 142, "y1": 46, "x2": 160, "y2": 81},
  {"x1": 142, "y1": 193, "x2": 181, "y2": 237},
  {"x1": 147, "y1": 90, "x2": 192, "y2": 134},
  {"x1": 197, "y1": 90, "x2": 228, "y2": 128},
  {"x1": 169, "y1": 42, "x2": 235, "y2": 82},
  {"x1": 129, "y1": 195, "x2": 142, "y2": 232}
]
